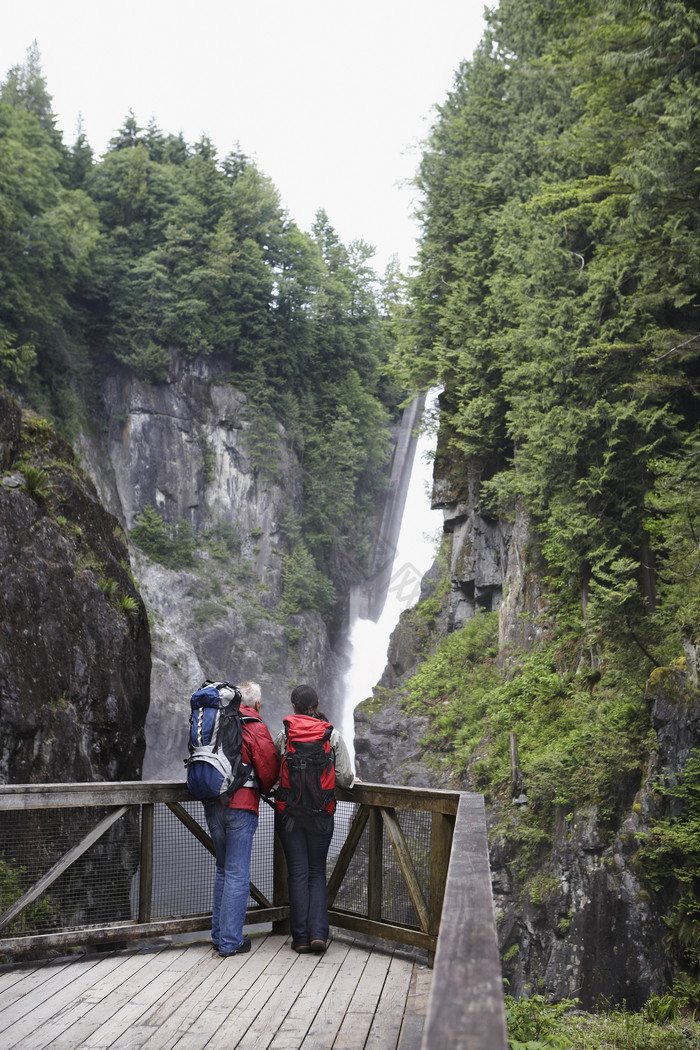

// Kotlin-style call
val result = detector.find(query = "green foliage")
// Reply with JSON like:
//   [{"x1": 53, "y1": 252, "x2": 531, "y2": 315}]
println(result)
[
  {"x1": 281, "y1": 541, "x2": 336, "y2": 617},
  {"x1": 0, "y1": 47, "x2": 405, "y2": 589},
  {"x1": 484, "y1": 650, "x2": 648, "y2": 827},
  {"x1": 204, "y1": 521, "x2": 241, "y2": 559},
  {"x1": 118, "y1": 594, "x2": 139, "y2": 617},
  {"x1": 192, "y1": 601, "x2": 224, "y2": 625},
  {"x1": 413, "y1": 536, "x2": 451, "y2": 626},
  {"x1": 644, "y1": 994, "x2": 681, "y2": 1025},
  {"x1": 401, "y1": 0, "x2": 700, "y2": 662},
  {"x1": 0, "y1": 92, "x2": 102, "y2": 426},
  {"x1": 0, "y1": 333, "x2": 36, "y2": 385},
  {"x1": 671, "y1": 971, "x2": 700, "y2": 1012},
  {"x1": 637, "y1": 749, "x2": 700, "y2": 974},
  {"x1": 505, "y1": 994, "x2": 578, "y2": 1049},
  {"x1": 130, "y1": 503, "x2": 196, "y2": 569},
  {"x1": 403, "y1": 612, "x2": 500, "y2": 769},
  {"x1": 505, "y1": 993, "x2": 700, "y2": 1049},
  {"x1": 0, "y1": 858, "x2": 57, "y2": 933},
  {"x1": 20, "y1": 464, "x2": 49, "y2": 499},
  {"x1": 301, "y1": 374, "x2": 391, "y2": 565},
  {"x1": 97, "y1": 574, "x2": 119, "y2": 599},
  {"x1": 402, "y1": 600, "x2": 651, "y2": 863},
  {"x1": 199, "y1": 434, "x2": 216, "y2": 483},
  {"x1": 243, "y1": 401, "x2": 282, "y2": 484}
]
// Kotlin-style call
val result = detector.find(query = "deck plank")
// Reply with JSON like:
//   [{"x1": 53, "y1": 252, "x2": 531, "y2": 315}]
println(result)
[
  {"x1": 47, "y1": 948, "x2": 189, "y2": 1050},
  {"x1": 113, "y1": 938, "x2": 275, "y2": 1050},
  {"x1": 364, "y1": 955, "x2": 416, "y2": 1050},
  {"x1": 0, "y1": 960, "x2": 72, "y2": 998},
  {"x1": 233, "y1": 942, "x2": 356, "y2": 1050},
  {"x1": 0, "y1": 951, "x2": 156, "y2": 1049},
  {"x1": 267, "y1": 940, "x2": 356, "y2": 1050},
  {"x1": 226, "y1": 950, "x2": 323, "y2": 1050},
  {"x1": 2, "y1": 953, "x2": 150, "y2": 1050},
  {"x1": 0, "y1": 954, "x2": 104, "y2": 1026},
  {"x1": 80, "y1": 947, "x2": 211, "y2": 1050},
  {"x1": 331, "y1": 948, "x2": 394, "y2": 1050},
  {"x1": 397, "y1": 965, "x2": 432, "y2": 1050},
  {"x1": 299, "y1": 939, "x2": 373, "y2": 1049},
  {"x1": 152, "y1": 936, "x2": 294, "y2": 1050},
  {"x1": 0, "y1": 935, "x2": 429, "y2": 1050}
]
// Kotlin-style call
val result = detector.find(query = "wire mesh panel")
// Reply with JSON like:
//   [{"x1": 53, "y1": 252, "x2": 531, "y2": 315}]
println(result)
[
  {"x1": 250, "y1": 801, "x2": 275, "y2": 903},
  {"x1": 132, "y1": 800, "x2": 277, "y2": 920},
  {"x1": 145, "y1": 802, "x2": 214, "y2": 918},
  {"x1": 0, "y1": 783, "x2": 459, "y2": 952},
  {"x1": 0, "y1": 806, "x2": 139, "y2": 935},
  {"x1": 330, "y1": 801, "x2": 367, "y2": 915},
  {"x1": 381, "y1": 807, "x2": 431, "y2": 927},
  {"x1": 329, "y1": 802, "x2": 432, "y2": 928}
]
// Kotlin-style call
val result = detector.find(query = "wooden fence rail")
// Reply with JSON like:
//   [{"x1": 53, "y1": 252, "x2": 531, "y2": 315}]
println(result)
[{"x1": 0, "y1": 781, "x2": 507, "y2": 1050}]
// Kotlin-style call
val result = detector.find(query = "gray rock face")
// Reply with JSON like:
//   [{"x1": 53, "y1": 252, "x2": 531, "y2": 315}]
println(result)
[
  {"x1": 496, "y1": 669, "x2": 700, "y2": 1009},
  {"x1": 76, "y1": 356, "x2": 345, "y2": 774},
  {"x1": 77, "y1": 357, "x2": 422, "y2": 776},
  {"x1": 0, "y1": 387, "x2": 151, "y2": 944},
  {"x1": 354, "y1": 444, "x2": 700, "y2": 1009},
  {"x1": 492, "y1": 803, "x2": 672, "y2": 1010},
  {"x1": 354, "y1": 694, "x2": 433, "y2": 787},
  {"x1": 0, "y1": 387, "x2": 150, "y2": 784}
]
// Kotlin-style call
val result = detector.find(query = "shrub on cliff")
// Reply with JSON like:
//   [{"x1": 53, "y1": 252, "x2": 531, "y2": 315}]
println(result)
[{"x1": 130, "y1": 503, "x2": 196, "y2": 569}]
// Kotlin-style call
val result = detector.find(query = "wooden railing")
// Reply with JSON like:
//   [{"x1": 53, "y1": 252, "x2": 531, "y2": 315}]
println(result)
[{"x1": 0, "y1": 781, "x2": 507, "y2": 1050}]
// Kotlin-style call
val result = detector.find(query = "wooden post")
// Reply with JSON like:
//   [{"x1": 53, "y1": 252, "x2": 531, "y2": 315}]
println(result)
[
  {"x1": 421, "y1": 793, "x2": 508, "y2": 1050},
  {"x1": 138, "y1": 803, "x2": 154, "y2": 924},
  {"x1": 428, "y1": 810, "x2": 455, "y2": 966},
  {"x1": 380, "y1": 808, "x2": 430, "y2": 934},
  {"x1": 367, "y1": 807, "x2": 383, "y2": 921},
  {"x1": 272, "y1": 826, "x2": 289, "y2": 934},
  {"x1": 510, "y1": 730, "x2": 524, "y2": 798}
]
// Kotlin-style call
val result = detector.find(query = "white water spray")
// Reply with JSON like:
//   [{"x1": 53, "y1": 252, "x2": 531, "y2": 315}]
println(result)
[{"x1": 340, "y1": 393, "x2": 442, "y2": 761}]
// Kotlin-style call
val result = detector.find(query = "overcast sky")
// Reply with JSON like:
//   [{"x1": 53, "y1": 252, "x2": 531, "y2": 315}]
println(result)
[{"x1": 2, "y1": 1, "x2": 486, "y2": 274}]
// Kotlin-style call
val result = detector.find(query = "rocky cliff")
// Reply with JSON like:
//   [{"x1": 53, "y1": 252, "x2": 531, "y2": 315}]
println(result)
[
  {"x1": 0, "y1": 384, "x2": 151, "y2": 948},
  {"x1": 353, "y1": 417, "x2": 700, "y2": 1010},
  {"x1": 76, "y1": 356, "x2": 419, "y2": 778},
  {"x1": 0, "y1": 386, "x2": 150, "y2": 784}
]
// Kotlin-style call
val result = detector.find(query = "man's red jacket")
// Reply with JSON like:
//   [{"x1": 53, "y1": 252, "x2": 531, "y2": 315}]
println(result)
[{"x1": 226, "y1": 703, "x2": 279, "y2": 815}]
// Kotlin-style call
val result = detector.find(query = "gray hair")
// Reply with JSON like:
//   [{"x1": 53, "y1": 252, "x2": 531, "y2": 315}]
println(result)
[{"x1": 238, "y1": 681, "x2": 261, "y2": 706}]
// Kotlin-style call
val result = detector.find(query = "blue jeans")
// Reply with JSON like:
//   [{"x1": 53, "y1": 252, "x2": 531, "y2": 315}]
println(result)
[
  {"x1": 203, "y1": 803, "x2": 258, "y2": 953},
  {"x1": 276, "y1": 814, "x2": 334, "y2": 945}
]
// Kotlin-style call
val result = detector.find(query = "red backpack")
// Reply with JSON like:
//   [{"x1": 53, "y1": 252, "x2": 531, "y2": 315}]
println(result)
[{"x1": 276, "y1": 714, "x2": 336, "y2": 832}]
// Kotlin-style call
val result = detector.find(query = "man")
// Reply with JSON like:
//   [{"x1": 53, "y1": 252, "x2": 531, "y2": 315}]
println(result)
[{"x1": 203, "y1": 680, "x2": 279, "y2": 957}]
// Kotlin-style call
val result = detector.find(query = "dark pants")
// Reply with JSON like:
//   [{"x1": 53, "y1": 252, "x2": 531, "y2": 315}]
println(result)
[{"x1": 276, "y1": 814, "x2": 334, "y2": 945}]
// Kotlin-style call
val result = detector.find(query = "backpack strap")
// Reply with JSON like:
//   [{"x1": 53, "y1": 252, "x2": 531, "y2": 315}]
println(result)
[{"x1": 236, "y1": 714, "x2": 263, "y2": 790}]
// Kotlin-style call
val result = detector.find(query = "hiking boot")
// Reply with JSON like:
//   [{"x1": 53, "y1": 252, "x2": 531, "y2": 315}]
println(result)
[
  {"x1": 292, "y1": 943, "x2": 311, "y2": 954},
  {"x1": 310, "y1": 938, "x2": 328, "y2": 953},
  {"x1": 220, "y1": 940, "x2": 252, "y2": 957}
]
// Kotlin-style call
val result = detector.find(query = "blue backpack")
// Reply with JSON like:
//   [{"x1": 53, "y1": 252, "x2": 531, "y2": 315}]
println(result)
[{"x1": 185, "y1": 681, "x2": 260, "y2": 801}]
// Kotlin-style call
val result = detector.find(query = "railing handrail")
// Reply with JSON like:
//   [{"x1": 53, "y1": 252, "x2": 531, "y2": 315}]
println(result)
[
  {"x1": 0, "y1": 780, "x2": 507, "y2": 1049},
  {"x1": 0, "y1": 781, "x2": 459, "y2": 959},
  {"x1": 0, "y1": 780, "x2": 462, "y2": 812},
  {"x1": 421, "y1": 792, "x2": 508, "y2": 1050}
]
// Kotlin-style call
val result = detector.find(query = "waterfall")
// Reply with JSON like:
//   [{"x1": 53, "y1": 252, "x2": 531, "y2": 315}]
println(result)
[{"x1": 340, "y1": 392, "x2": 442, "y2": 762}]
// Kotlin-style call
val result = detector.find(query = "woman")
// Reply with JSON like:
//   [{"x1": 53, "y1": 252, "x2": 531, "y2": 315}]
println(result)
[{"x1": 274, "y1": 684, "x2": 356, "y2": 954}]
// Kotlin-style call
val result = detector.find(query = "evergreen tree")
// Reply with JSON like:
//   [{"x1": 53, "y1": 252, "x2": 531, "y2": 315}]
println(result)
[
  {"x1": 0, "y1": 53, "x2": 404, "y2": 590},
  {"x1": 0, "y1": 41, "x2": 63, "y2": 150},
  {"x1": 69, "y1": 115, "x2": 94, "y2": 187},
  {"x1": 403, "y1": 0, "x2": 700, "y2": 656}
]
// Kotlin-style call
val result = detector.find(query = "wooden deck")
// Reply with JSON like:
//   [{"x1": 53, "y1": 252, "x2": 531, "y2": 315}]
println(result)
[{"x1": 0, "y1": 932, "x2": 432, "y2": 1050}]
